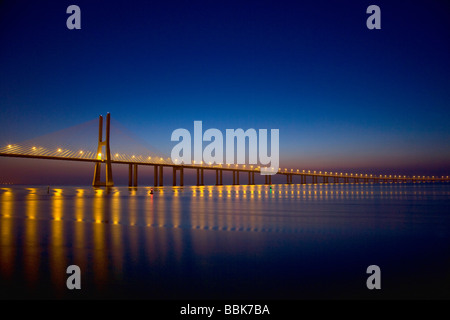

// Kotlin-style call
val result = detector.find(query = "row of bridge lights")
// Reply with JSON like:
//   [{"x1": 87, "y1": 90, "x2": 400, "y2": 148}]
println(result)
[{"x1": 4, "y1": 145, "x2": 449, "y2": 179}]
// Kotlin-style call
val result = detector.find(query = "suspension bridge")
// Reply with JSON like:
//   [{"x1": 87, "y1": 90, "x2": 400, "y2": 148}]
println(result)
[{"x1": 0, "y1": 113, "x2": 448, "y2": 187}]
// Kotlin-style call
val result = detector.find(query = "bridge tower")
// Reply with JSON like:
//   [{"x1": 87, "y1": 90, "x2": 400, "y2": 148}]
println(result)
[{"x1": 92, "y1": 113, "x2": 114, "y2": 187}]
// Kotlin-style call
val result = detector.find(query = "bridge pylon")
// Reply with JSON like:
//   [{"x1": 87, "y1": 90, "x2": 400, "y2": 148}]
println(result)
[{"x1": 92, "y1": 113, "x2": 114, "y2": 187}]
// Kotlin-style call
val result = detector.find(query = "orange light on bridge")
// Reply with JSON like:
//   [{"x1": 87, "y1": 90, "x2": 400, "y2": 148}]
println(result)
[
  {"x1": 57, "y1": 148, "x2": 62, "y2": 152},
  {"x1": 132, "y1": 155, "x2": 135, "y2": 158},
  {"x1": 148, "y1": 156, "x2": 151, "y2": 160},
  {"x1": 97, "y1": 153, "x2": 102, "y2": 159},
  {"x1": 32, "y1": 146, "x2": 36, "y2": 150},
  {"x1": 7, "y1": 145, "x2": 12, "y2": 148},
  {"x1": 160, "y1": 157, "x2": 163, "y2": 161},
  {"x1": 80, "y1": 151, "x2": 84, "y2": 154}
]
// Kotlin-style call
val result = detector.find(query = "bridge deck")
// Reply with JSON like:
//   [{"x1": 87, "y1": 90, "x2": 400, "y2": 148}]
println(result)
[{"x1": 1, "y1": 152, "x2": 448, "y2": 183}]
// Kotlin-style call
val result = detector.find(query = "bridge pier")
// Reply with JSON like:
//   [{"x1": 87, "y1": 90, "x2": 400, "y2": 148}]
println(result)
[
  {"x1": 159, "y1": 166, "x2": 164, "y2": 186},
  {"x1": 129, "y1": 164, "x2": 132, "y2": 186},
  {"x1": 128, "y1": 164, "x2": 138, "y2": 187},
  {"x1": 92, "y1": 113, "x2": 114, "y2": 187},
  {"x1": 286, "y1": 174, "x2": 293, "y2": 184},
  {"x1": 154, "y1": 165, "x2": 158, "y2": 186},
  {"x1": 173, "y1": 167, "x2": 176, "y2": 186},
  {"x1": 173, "y1": 167, "x2": 184, "y2": 186},
  {"x1": 215, "y1": 169, "x2": 222, "y2": 186},
  {"x1": 196, "y1": 168, "x2": 204, "y2": 186}
]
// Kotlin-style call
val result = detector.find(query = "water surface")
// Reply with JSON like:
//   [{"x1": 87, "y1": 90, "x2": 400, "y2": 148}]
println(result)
[{"x1": 0, "y1": 183, "x2": 449, "y2": 299}]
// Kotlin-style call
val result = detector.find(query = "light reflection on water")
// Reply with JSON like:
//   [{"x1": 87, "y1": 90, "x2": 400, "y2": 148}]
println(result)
[{"x1": 0, "y1": 183, "x2": 449, "y2": 299}]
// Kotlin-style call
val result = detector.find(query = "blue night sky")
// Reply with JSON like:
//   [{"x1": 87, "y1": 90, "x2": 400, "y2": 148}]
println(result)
[{"x1": 0, "y1": 0, "x2": 449, "y2": 183}]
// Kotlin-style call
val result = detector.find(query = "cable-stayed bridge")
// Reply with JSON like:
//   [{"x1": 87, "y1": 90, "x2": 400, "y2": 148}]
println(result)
[{"x1": 0, "y1": 114, "x2": 448, "y2": 187}]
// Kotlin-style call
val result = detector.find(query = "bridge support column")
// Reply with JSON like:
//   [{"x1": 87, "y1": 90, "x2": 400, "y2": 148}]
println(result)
[
  {"x1": 173, "y1": 167, "x2": 177, "y2": 186},
  {"x1": 248, "y1": 172, "x2": 251, "y2": 185},
  {"x1": 92, "y1": 113, "x2": 114, "y2": 187},
  {"x1": 232, "y1": 171, "x2": 236, "y2": 185},
  {"x1": 154, "y1": 165, "x2": 159, "y2": 186},
  {"x1": 159, "y1": 166, "x2": 164, "y2": 186},
  {"x1": 128, "y1": 164, "x2": 132, "y2": 187},
  {"x1": 133, "y1": 164, "x2": 138, "y2": 187},
  {"x1": 267, "y1": 174, "x2": 270, "y2": 185},
  {"x1": 265, "y1": 175, "x2": 268, "y2": 185},
  {"x1": 236, "y1": 171, "x2": 239, "y2": 185},
  {"x1": 219, "y1": 170, "x2": 223, "y2": 185},
  {"x1": 128, "y1": 164, "x2": 138, "y2": 187},
  {"x1": 180, "y1": 167, "x2": 184, "y2": 186},
  {"x1": 196, "y1": 169, "x2": 199, "y2": 186},
  {"x1": 201, "y1": 169, "x2": 204, "y2": 186},
  {"x1": 216, "y1": 169, "x2": 219, "y2": 186}
]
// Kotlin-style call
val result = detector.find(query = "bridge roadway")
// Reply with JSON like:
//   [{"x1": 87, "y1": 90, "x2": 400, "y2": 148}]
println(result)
[{"x1": 1, "y1": 152, "x2": 449, "y2": 187}]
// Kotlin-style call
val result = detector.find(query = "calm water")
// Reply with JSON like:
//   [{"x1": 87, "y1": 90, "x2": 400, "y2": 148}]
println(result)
[{"x1": 0, "y1": 183, "x2": 449, "y2": 299}]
